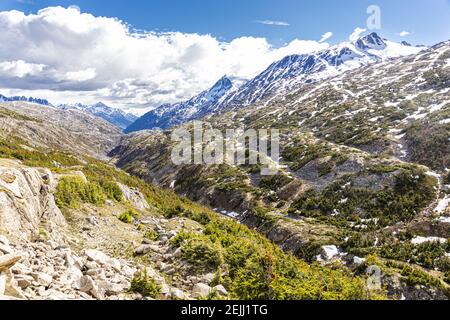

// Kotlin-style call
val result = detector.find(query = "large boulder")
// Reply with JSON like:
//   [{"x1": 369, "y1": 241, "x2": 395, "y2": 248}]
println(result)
[
  {"x1": 192, "y1": 283, "x2": 212, "y2": 299},
  {"x1": 0, "y1": 162, "x2": 66, "y2": 241},
  {"x1": 117, "y1": 183, "x2": 150, "y2": 211}
]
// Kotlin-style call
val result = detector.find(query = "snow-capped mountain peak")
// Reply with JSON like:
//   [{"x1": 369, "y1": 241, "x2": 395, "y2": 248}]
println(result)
[
  {"x1": 355, "y1": 32, "x2": 387, "y2": 51},
  {"x1": 89, "y1": 102, "x2": 111, "y2": 114},
  {"x1": 205, "y1": 76, "x2": 233, "y2": 100},
  {"x1": 124, "y1": 76, "x2": 239, "y2": 133},
  {"x1": 219, "y1": 33, "x2": 426, "y2": 109}
]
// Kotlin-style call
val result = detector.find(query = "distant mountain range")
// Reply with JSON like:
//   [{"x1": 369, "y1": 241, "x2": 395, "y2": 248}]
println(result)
[
  {"x1": 0, "y1": 93, "x2": 137, "y2": 130},
  {"x1": 125, "y1": 33, "x2": 426, "y2": 133},
  {"x1": 58, "y1": 102, "x2": 138, "y2": 130}
]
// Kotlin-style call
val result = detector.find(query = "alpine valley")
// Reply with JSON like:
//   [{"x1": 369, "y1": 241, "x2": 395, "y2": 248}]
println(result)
[{"x1": 0, "y1": 32, "x2": 449, "y2": 301}]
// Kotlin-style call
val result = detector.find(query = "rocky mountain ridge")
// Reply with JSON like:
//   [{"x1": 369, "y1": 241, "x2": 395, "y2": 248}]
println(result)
[
  {"x1": 0, "y1": 101, "x2": 122, "y2": 159},
  {"x1": 0, "y1": 94, "x2": 52, "y2": 107}
]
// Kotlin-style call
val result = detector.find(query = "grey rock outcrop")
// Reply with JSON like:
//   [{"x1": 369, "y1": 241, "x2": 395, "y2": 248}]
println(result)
[
  {"x1": 117, "y1": 183, "x2": 150, "y2": 211},
  {"x1": 0, "y1": 160, "x2": 66, "y2": 242}
]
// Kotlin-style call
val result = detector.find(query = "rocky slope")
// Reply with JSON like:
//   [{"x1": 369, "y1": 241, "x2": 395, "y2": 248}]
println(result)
[
  {"x1": 0, "y1": 159, "x2": 221, "y2": 300},
  {"x1": 0, "y1": 101, "x2": 122, "y2": 159}
]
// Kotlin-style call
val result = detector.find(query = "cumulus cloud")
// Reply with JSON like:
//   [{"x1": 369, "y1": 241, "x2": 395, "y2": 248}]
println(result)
[
  {"x1": 319, "y1": 32, "x2": 333, "y2": 43},
  {"x1": 0, "y1": 60, "x2": 45, "y2": 78},
  {"x1": 349, "y1": 27, "x2": 367, "y2": 42},
  {"x1": 64, "y1": 68, "x2": 97, "y2": 82},
  {"x1": 0, "y1": 6, "x2": 327, "y2": 113},
  {"x1": 398, "y1": 31, "x2": 411, "y2": 37}
]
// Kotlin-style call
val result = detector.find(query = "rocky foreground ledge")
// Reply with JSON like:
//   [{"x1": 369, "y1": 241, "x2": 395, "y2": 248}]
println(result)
[
  {"x1": 0, "y1": 236, "x2": 228, "y2": 300},
  {"x1": 0, "y1": 236, "x2": 140, "y2": 300}
]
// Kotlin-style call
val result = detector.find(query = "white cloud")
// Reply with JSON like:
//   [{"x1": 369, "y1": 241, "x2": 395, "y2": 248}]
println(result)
[
  {"x1": 0, "y1": 60, "x2": 45, "y2": 78},
  {"x1": 64, "y1": 68, "x2": 97, "y2": 82},
  {"x1": 349, "y1": 27, "x2": 367, "y2": 42},
  {"x1": 398, "y1": 31, "x2": 411, "y2": 37},
  {"x1": 255, "y1": 20, "x2": 290, "y2": 26},
  {"x1": 0, "y1": 6, "x2": 327, "y2": 113},
  {"x1": 319, "y1": 32, "x2": 333, "y2": 43}
]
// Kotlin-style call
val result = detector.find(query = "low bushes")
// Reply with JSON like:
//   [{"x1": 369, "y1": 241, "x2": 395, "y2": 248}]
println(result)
[
  {"x1": 118, "y1": 209, "x2": 139, "y2": 224},
  {"x1": 144, "y1": 229, "x2": 160, "y2": 241},
  {"x1": 55, "y1": 176, "x2": 123, "y2": 209},
  {"x1": 130, "y1": 269, "x2": 161, "y2": 298},
  {"x1": 0, "y1": 137, "x2": 81, "y2": 169},
  {"x1": 180, "y1": 235, "x2": 224, "y2": 272},
  {"x1": 55, "y1": 176, "x2": 105, "y2": 208},
  {"x1": 168, "y1": 208, "x2": 379, "y2": 300}
]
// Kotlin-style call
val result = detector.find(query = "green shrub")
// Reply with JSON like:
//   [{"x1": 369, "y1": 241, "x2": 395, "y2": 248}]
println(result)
[
  {"x1": 259, "y1": 174, "x2": 293, "y2": 191},
  {"x1": 0, "y1": 137, "x2": 81, "y2": 169},
  {"x1": 423, "y1": 68, "x2": 450, "y2": 89},
  {"x1": 288, "y1": 167, "x2": 436, "y2": 226},
  {"x1": 100, "y1": 180, "x2": 123, "y2": 202},
  {"x1": 223, "y1": 238, "x2": 259, "y2": 277},
  {"x1": 231, "y1": 249, "x2": 370, "y2": 300},
  {"x1": 164, "y1": 205, "x2": 211, "y2": 225},
  {"x1": 130, "y1": 269, "x2": 161, "y2": 298},
  {"x1": 180, "y1": 235, "x2": 224, "y2": 272},
  {"x1": 118, "y1": 209, "x2": 139, "y2": 224},
  {"x1": 144, "y1": 229, "x2": 159, "y2": 241},
  {"x1": 81, "y1": 182, "x2": 107, "y2": 205},
  {"x1": 55, "y1": 176, "x2": 85, "y2": 208},
  {"x1": 379, "y1": 241, "x2": 447, "y2": 270},
  {"x1": 170, "y1": 231, "x2": 194, "y2": 248},
  {"x1": 55, "y1": 176, "x2": 106, "y2": 208},
  {"x1": 444, "y1": 271, "x2": 450, "y2": 285},
  {"x1": 406, "y1": 121, "x2": 450, "y2": 170},
  {"x1": 54, "y1": 175, "x2": 125, "y2": 209}
]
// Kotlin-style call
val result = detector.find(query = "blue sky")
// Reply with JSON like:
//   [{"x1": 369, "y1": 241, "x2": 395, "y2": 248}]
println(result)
[{"x1": 3, "y1": 0, "x2": 450, "y2": 46}]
